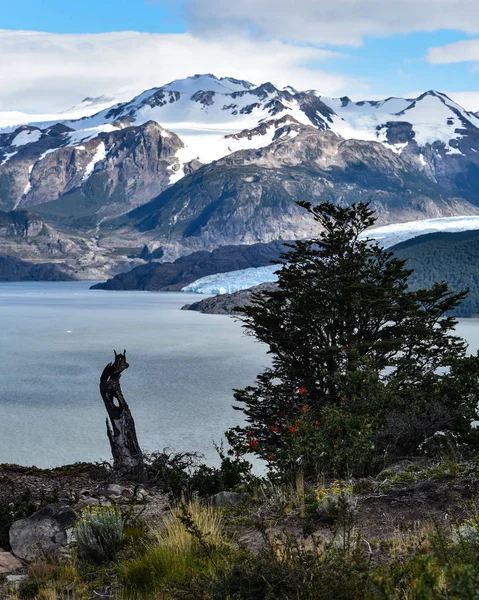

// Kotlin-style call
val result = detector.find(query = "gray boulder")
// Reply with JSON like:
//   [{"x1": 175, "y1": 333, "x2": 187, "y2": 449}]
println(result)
[
  {"x1": 9, "y1": 504, "x2": 77, "y2": 561},
  {"x1": 210, "y1": 491, "x2": 243, "y2": 507}
]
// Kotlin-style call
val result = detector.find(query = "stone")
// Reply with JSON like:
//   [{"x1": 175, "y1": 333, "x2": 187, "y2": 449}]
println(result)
[
  {"x1": 0, "y1": 552, "x2": 22, "y2": 574},
  {"x1": 5, "y1": 574, "x2": 27, "y2": 589},
  {"x1": 9, "y1": 504, "x2": 77, "y2": 561},
  {"x1": 210, "y1": 491, "x2": 242, "y2": 507},
  {"x1": 97, "y1": 483, "x2": 126, "y2": 498},
  {"x1": 75, "y1": 497, "x2": 100, "y2": 510}
]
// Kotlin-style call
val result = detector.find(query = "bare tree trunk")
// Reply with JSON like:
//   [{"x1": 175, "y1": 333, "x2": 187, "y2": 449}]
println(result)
[{"x1": 100, "y1": 350, "x2": 144, "y2": 474}]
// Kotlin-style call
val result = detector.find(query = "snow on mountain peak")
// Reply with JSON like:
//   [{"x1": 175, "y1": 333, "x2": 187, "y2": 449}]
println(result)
[{"x1": 161, "y1": 74, "x2": 255, "y2": 95}]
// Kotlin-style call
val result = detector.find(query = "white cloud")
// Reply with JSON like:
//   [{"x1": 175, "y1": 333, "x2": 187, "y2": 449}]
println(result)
[
  {"x1": 427, "y1": 39, "x2": 479, "y2": 64},
  {"x1": 0, "y1": 29, "x2": 354, "y2": 113},
  {"x1": 447, "y1": 92, "x2": 479, "y2": 112},
  {"x1": 158, "y1": 0, "x2": 479, "y2": 46}
]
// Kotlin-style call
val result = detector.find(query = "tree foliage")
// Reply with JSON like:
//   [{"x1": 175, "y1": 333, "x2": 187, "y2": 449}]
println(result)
[{"x1": 226, "y1": 201, "x2": 479, "y2": 479}]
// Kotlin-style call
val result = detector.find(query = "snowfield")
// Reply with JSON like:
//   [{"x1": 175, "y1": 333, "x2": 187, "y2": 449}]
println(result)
[{"x1": 183, "y1": 216, "x2": 479, "y2": 295}]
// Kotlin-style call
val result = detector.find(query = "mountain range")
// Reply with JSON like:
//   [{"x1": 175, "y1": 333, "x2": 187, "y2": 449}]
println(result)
[{"x1": 3, "y1": 74, "x2": 479, "y2": 278}]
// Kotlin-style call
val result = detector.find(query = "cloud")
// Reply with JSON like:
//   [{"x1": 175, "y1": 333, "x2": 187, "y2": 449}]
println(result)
[
  {"x1": 447, "y1": 91, "x2": 479, "y2": 111},
  {"x1": 0, "y1": 29, "x2": 354, "y2": 113},
  {"x1": 158, "y1": 0, "x2": 479, "y2": 46},
  {"x1": 427, "y1": 39, "x2": 479, "y2": 64}
]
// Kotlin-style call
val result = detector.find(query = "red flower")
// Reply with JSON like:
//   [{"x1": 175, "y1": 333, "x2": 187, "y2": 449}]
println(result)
[
  {"x1": 270, "y1": 425, "x2": 278, "y2": 432},
  {"x1": 249, "y1": 439, "x2": 259, "y2": 448},
  {"x1": 337, "y1": 426, "x2": 343, "y2": 431},
  {"x1": 298, "y1": 387, "x2": 307, "y2": 394},
  {"x1": 289, "y1": 425, "x2": 297, "y2": 434},
  {"x1": 301, "y1": 406, "x2": 308, "y2": 413},
  {"x1": 246, "y1": 431, "x2": 253, "y2": 438},
  {"x1": 267, "y1": 456, "x2": 275, "y2": 462},
  {"x1": 313, "y1": 421, "x2": 320, "y2": 427}
]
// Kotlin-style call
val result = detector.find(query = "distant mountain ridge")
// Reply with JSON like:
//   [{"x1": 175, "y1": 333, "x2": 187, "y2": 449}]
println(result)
[{"x1": 3, "y1": 74, "x2": 479, "y2": 276}]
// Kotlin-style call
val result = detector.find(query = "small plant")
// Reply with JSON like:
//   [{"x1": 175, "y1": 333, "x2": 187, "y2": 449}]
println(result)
[
  {"x1": 75, "y1": 506, "x2": 124, "y2": 563},
  {"x1": 315, "y1": 481, "x2": 357, "y2": 545}
]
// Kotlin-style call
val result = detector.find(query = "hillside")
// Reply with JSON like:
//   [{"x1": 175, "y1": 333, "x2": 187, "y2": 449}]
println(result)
[
  {"x1": 0, "y1": 255, "x2": 73, "y2": 281},
  {"x1": 392, "y1": 229, "x2": 479, "y2": 317}
]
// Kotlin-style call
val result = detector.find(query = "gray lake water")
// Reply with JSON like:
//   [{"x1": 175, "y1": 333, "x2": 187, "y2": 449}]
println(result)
[
  {"x1": 0, "y1": 282, "x2": 270, "y2": 468},
  {"x1": 1, "y1": 281, "x2": 479, "y2": 469}
]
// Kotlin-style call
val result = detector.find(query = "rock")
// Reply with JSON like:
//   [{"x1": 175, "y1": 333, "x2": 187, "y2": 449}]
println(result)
[
  {"x1": 0, "y1": 552, "x2": 22, "y2": 574},
  {"x1": 9, "y1": 504, "x2": 77, "y2": 561},
  {"x1": 0, "y1": 254, "x2": 72, "y2": 282},
  {"x1": 75, "y1": 497, "x2": 100, "y2": 509},
  {"x1": 6, "y1": 574, "x2": 27, "y2": 587},
  {"x1": 210, "y1": 491, "x2": 243, "y2": 507},
  {"x1": 97, "y1": 483, "x2": 126, "y2": 498},
  {"x1": 182, "y1": 282, "x2": 277, "y2": 315}
]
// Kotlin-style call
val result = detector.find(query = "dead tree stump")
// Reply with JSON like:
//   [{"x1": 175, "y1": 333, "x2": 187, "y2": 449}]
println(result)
[{"x1": 100, "y1": 350, "x2": 144, "y2": 474}]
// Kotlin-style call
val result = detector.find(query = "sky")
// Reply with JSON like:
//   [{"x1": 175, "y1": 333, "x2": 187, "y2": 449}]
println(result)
[{"x1": 1, "y1": 0, "x2": 479, "y2": 113}]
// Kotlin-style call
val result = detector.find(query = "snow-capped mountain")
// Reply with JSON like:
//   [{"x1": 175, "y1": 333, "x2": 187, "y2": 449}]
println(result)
[
  {"x1": 0, "y1": 95, "x2": 116, "y2": 130},
  {"x1": 3, "y1": 73, "x2": 479, "y2": 272}
]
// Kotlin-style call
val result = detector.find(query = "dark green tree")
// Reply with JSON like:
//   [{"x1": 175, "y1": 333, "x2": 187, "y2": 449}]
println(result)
[{"x1": 227, "y1": 201, "x2": 479, "y2": 479}]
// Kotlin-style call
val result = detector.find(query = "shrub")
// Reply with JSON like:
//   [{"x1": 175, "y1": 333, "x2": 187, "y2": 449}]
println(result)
[
  {"x1": 315, "y1": 482, "x2": 357, "y2": 525},
  {"x1": 75, "y1": 506, "x2": 124, "y2": 563},
  {"x1": 145, "y1": 445, "x2": 254, "y2": 499}
]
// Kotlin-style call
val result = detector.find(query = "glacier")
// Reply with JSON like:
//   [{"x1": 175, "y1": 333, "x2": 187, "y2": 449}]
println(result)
[{"x1": 183, "y1": 216, "x2": 479, "y2": 295}]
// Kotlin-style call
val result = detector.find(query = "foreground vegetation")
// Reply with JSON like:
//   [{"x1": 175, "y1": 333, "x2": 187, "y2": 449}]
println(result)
[{"x1": 4, "y1": 455, "x2": 479, "y2": 599}]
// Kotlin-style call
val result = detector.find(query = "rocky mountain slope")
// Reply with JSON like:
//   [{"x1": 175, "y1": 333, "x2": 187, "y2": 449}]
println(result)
[
  {"x1": 112, "y1": 126, "x2": 477, "y2": 256},
  {"x1": 0, "y1": 121, "x2": 188, "y2": 228},
  {"x1": 0, "y1": 254, "x2": 73, "y2": 281},
  {"x1": 0, "y1": 209, "x2": 144, "y2": 279}
]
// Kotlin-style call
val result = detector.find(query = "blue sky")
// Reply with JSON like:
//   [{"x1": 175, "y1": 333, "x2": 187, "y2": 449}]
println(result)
[
  {"x1": 1, "y1": 0, "x2": 479, "y2": 112},
  {"x1": 0, "y1": 0, "x2": 185, "y2": 34}
]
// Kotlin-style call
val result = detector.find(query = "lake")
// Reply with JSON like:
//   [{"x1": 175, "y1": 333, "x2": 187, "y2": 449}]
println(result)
[
  {"x1": 1, "y1": 282, "x2": 479, "y2": 469},
  {"x1": 0, "y1": 282, "x2": 270, "y2": 468}
]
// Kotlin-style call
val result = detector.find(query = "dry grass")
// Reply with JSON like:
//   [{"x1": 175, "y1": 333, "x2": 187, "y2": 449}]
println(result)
[{"x1": 152, "y1": 496, "x2": 226, "y2": 553}]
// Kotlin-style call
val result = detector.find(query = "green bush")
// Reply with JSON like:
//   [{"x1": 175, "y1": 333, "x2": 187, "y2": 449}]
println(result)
[{"x1": 75, "y1": 506, "x2": 124, "y2": 563}]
